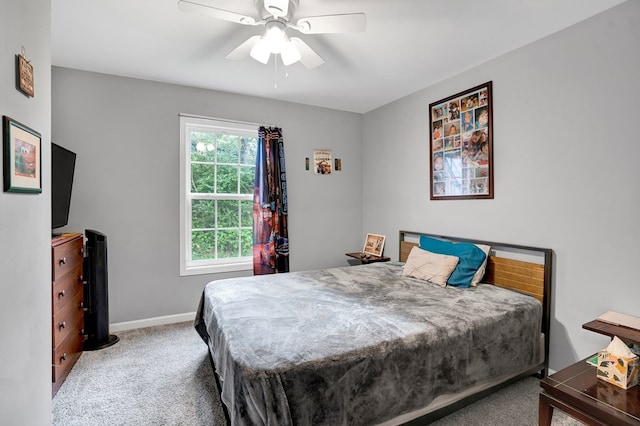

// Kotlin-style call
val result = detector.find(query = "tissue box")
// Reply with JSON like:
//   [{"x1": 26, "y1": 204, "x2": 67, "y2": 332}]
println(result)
[{"x1": 596, "y1": 350, "x2": 639, "y2": 389}]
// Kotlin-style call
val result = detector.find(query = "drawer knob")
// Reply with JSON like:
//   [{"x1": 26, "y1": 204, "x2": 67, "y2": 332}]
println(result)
[
  {"x1": 58, "y1": 290, "x2": 66, "y2": 298},
  {"x1": 60, "y1": 353, "x2": 67, "y2": 362},
  {"x1": 59, "y1": 321, "x2": 67, "y2": 330},
  {"x1": 79, "y1": 302, "x2": 84, "y2": 309},
  {"x1": 59, "y1": 257, "x2": 67, "y2": 265}
]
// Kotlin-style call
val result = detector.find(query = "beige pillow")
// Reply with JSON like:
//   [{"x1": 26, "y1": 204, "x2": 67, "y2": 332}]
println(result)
[
  {"x1": 403, "y1": 246, "x2": 459, "y2": 287},
  {"x1": 470, "y1": 244, "x2": 491, "y2": 286}
]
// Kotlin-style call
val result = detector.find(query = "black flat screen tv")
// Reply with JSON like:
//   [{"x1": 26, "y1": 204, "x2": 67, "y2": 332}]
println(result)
[{"x1": 51, "y1": 142, "x2": 77, "y2": 230}]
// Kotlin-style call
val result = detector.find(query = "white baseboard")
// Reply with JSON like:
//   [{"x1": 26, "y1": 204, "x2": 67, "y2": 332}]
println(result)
[{"x1": 110, "y1": 312, "x2": 196, "y2": 333}]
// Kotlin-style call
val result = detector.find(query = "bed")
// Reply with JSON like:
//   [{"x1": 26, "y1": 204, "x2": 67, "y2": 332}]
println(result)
[{"x1": 195, "y1": 231, "x2": 552, "y2": 425}]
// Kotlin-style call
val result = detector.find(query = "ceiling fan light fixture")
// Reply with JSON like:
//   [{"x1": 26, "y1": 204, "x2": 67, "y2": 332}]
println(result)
[
  {"x1": 263, "y1": 21, "x2": 288, "y2": 53},
  {"x1": 280, "y1": 40, "x2": 301, "y2": 66},
  {"x1": 250, "y1": 38, "x2": 271, "y2": 64}
]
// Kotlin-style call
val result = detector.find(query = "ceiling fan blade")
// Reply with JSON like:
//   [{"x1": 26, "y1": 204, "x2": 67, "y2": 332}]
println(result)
[
  {"x1": 177, "y1": 0, "x2": 257, "y2": 25},
  {"x1": 290, "y1": 38, "x2": 324, "y2": 69},
  {"x1": 225, "y1": 35, "x2": 261, "y2": 60},
  {"x1": 264, "y1": 0, "x2": 289, "y2": 18},
  {"x1": 295, "y1": 13, "x2": 366, "y2": 34}
]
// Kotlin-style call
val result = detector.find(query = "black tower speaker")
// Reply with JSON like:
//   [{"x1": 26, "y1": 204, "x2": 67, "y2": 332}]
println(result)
[{"x1": 83, "y1": 229, "x2": 119, "y2": 350}]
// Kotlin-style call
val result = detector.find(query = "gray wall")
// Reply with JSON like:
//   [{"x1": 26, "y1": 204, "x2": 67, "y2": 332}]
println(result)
[
  {"x1": 0, "y1": 0, "x2": 52, "y2": 424},
  {"x1": 362, "y1": 0, "x2": 640, "y2": 372},
  {"x1": 52, "y1": 68, "x2": 363, "y2": 323}
]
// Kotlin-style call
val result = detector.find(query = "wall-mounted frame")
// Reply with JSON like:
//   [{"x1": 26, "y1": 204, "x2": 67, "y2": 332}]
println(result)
[
  {"x1": 429, "y1": 81, "x2": 493, "y2": 200},
  {"x1": 3, "y1": 116, "x2": 42, "y2": 193},
  {"x1": 363, "y1": 233, "x2": 385, "y2": 257},
  {"x1": 15, "y1": 54, "x2": 34, "y2": 97},
  {"x1": 313, "y1": 149, "x2": 332, "y2": 175}
]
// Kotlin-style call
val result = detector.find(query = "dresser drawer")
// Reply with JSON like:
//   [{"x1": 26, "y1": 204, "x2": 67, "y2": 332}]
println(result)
[
  {"x1": 52, "y1": 290, "x2": 84, "y2": 346},
  {"x1": 52, "y1": 236, "x2": 84, "y2": 282},
  {"x1": 51, "y1": 233, "x2": 85, "y2": 397},
  {"x1": 52, "y1": 316, "x2": 84, "y2": 383},
  {"x1": 52, "y1": 264, "x2": 83, "y2": 314}
]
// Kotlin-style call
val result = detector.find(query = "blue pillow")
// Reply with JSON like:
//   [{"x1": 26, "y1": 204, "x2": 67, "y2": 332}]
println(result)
[{"x1": 419, "y1": 235, "x2": 487, "y2": 288}]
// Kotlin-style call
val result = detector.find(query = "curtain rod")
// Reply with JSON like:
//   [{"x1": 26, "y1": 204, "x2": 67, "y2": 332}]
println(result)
[{"x1": 178, "y1": 113, "x2": 276, "y2": 128}]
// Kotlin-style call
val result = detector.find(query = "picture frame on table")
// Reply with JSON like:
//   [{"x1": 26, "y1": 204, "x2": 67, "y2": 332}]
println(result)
[
  {"x1": 429, "y1": 81, "x2": 493, "y2": 200},
  {"x1": 363, "y1": 233, "x2": 386, "y2": 257},
  {"x1": 3, "y1": 116, "x2": 42, "y2": 193}
]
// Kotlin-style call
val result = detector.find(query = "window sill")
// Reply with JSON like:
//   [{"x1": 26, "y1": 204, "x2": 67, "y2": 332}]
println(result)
[{"x1": 180, "y1": 261, "x2": 252, "y2": 276}]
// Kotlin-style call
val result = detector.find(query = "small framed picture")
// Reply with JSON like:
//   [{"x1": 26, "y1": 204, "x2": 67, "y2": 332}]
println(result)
[
  {"x1": 16, "y1": 54, "x2": 35, "y2": 97},
  {"x1": 313, "y1": 149, "x2": 332, "y2": 175},
  {"x1": 3, "y1": 116, "x2": 42, "y2": 193},
  {"x1": 363, "y1": 233, "x2": 386, "y2": 257}
]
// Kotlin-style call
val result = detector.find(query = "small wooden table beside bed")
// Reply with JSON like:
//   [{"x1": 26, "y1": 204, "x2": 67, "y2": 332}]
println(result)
[{"x1": 195, "y1": 230, "x2": 553, "y2": 425}]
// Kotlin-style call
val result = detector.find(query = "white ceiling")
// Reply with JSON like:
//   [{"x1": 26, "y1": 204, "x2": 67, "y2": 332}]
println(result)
[{"x1": 51, "y1": 0, "x2": 626, "y2": 114}]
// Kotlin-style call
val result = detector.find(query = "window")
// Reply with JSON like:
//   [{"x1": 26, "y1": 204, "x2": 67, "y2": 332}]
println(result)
[{"x1": 180, "y1": 115, "x2": 257, "y2": 275}]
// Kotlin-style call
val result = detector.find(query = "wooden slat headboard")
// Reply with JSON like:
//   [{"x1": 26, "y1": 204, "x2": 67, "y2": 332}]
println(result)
[
  {"x1": 399, "y1": 231, "x2": 553, "y2": 377},
  {"x1": 400, "y1": 240, "x2": 545, "y2": 302}
]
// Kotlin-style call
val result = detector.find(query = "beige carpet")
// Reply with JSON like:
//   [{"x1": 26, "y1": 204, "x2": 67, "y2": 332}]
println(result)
[{"x1": 52, "y1": 321, "x2": 583, "y2": 425}]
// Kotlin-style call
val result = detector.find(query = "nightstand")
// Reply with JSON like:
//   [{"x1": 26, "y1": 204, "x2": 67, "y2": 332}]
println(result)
[
  {"x1": 538, "y1": 317, "x2": 640, "y2": 425},
  {"x1": 345, "y1": 252, "x2": 390, "y2": 264}
]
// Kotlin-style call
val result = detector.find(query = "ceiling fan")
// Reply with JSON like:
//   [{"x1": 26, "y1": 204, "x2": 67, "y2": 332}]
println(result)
[{"x1": 177, "y1": 0, "x2": 366, "y2": 69}]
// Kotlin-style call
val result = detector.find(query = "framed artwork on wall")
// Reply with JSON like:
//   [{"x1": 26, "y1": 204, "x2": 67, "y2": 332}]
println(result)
[
  {"x1": 16, "y1": 53, "x2": 35, "y2": 97},
  {"x1": 429, "y1": 81, "x2": 493, "y2": 200},
  {"x1": 3, "y1": 116, "x2": 42, "y2": 193},
  {"x1": 363, "y1": 233, "x2": 385, "y2": 257},
  {"x1": 313, "y1": 149, "x2": 332, "y2": 175}
]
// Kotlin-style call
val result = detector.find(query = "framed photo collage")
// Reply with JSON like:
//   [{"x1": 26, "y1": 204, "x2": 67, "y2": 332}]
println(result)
[{"x1": 429, "y1": 81, "x2": 493, "y2": 200}]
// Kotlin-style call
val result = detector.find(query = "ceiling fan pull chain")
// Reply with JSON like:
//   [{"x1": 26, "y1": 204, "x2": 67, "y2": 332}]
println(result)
[
  {"x1": 274, "y1": 55, "x2": 278, "y2": 89},
  {"x1": 282, "y1": 54, "x2": 288, "y2": 80}
]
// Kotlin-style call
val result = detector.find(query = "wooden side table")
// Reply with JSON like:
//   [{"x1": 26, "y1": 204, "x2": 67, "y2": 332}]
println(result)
[
  {"x1": 538, "y1": 318, "x2": 640, "y2": 425},
  {"x1": 582, "y1": 319, "x2": 640, "y2": 346},
  {"x1": 539, "y1": 357, "x2": 640, "y2": 425},
  {"x1": 345, "y1": 252, "x2": 390, "y2": 264}
]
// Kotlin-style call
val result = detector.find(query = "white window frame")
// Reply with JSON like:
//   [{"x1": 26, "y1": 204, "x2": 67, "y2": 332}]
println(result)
[{"x1": 179, "y1": 115, "x2": 257, "y2": 276}]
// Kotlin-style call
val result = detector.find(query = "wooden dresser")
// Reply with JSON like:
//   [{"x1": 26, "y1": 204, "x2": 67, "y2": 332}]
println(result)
[{"x1": 51, "y1": 233, "x2": 85, "y2": 397}]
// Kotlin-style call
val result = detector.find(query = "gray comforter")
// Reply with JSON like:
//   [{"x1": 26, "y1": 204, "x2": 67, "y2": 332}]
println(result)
[{"x1": 195, "y1": 262, "x2": 542, "y2": 425}]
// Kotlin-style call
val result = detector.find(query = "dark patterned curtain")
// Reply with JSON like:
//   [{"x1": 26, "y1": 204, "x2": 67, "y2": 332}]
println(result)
[{"x1": 253, "y1": 127, "x2": 289, "y2": 275}]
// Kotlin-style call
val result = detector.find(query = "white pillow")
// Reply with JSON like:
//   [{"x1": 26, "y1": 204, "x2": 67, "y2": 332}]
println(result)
[
  {"x1": 402, "y1": 246, "x2": 459, "y2": 287},
  {"x1": 470, "y1": 244, "x2": 491, "y2": 286}
]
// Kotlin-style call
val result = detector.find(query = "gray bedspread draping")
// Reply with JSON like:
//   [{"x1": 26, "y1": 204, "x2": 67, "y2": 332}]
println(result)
[{"x1": 195, "y1": 262, "x2": 542, "y2": 425}]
